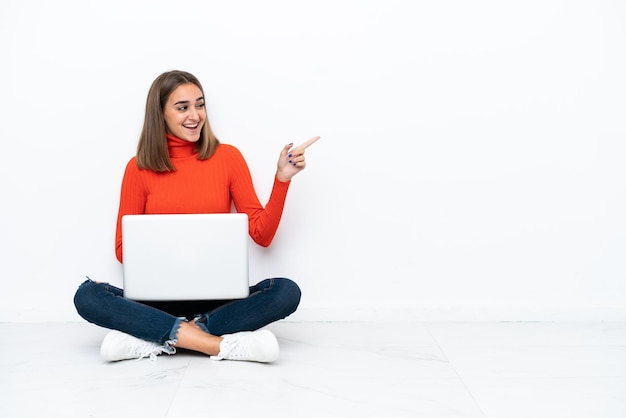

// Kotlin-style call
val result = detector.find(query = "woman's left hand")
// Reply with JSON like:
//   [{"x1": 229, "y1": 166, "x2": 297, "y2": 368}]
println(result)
[{"x1": 276, "y1": 136, "x2": 320, "y2": 182}]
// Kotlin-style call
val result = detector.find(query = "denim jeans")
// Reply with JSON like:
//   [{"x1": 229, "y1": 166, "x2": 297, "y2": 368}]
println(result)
[{"x1": 73, "y1": 277, "x2": 301, "y2": 344}]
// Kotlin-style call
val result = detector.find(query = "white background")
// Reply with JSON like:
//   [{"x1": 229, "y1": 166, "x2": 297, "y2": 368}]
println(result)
[{"x1": 1, "y1": 0, "x2": 625, "y2": 321}]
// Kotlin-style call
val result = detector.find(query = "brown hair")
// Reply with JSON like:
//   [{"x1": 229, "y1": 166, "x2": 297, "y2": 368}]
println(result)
[{"x1": 136, "y1": 70, "x2": 220, "y2": 172}]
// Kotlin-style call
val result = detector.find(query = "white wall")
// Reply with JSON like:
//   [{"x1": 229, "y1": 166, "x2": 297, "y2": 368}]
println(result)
[{"x1": 1, "y1": 0, "x2": 625, "y2": 322}]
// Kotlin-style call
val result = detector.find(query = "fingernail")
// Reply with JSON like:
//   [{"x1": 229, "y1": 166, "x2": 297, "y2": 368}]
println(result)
[
  {"x1": 289, "y1": 160, "x2": 292, "y2": 164},
  {"x1": 288, "y1": 143, "x2": 293, "y2": 146},
  {"x1": 293, "y1": 163, "x2": 297, "y2": 166},
  {"x1": 288, "y1": 153, "x2": 292, "y2": 158}
]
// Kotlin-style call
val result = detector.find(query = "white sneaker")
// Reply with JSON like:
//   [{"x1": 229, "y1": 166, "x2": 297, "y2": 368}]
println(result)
[
  {"x1": 100, "y1": 330, "x2": 175, "y2": 362},
  {"x1": 211, "y1": 329, "x2": 279, "y2": 363}
]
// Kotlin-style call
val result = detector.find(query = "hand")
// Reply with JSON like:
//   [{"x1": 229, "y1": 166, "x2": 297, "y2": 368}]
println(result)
[{"x1": 276, "y1": 136, "x2": 320, "y2": 182}]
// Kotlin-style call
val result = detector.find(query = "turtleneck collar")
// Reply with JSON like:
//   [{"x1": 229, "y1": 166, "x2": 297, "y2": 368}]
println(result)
[{"x1": 166, "y1": 134, "x2": 197, "y2": 159}]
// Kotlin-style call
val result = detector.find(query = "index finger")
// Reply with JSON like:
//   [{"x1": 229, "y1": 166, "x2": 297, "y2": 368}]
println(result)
[{"x1": 299, "y1": 136, "x2": 320, "y2": 149}]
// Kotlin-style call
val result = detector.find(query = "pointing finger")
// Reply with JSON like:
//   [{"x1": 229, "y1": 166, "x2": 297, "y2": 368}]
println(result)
[{"x1": 299, "y1": 136, "x2": 320, "y2": 150}]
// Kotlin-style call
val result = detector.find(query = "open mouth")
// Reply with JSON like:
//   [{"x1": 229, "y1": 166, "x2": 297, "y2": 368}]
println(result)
[{"x1": 183, "y1": 123, "x2": 199, "y2": 129}]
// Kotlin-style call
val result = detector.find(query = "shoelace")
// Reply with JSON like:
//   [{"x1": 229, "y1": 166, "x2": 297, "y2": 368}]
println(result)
[
  {"x1": 222, "y1": 337, "x2": 253, "y2": 360},
  {"x1": 131, "y1": 342, "x2": 173, "y2": 362},
  {"x1": 210, "y1": 336, "x2": 243, "y2": 361}
]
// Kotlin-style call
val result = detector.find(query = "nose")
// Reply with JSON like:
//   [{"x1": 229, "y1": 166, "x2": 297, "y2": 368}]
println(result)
[{"x1": 187, "y1": 107, "x2": 199, "y2": 121}]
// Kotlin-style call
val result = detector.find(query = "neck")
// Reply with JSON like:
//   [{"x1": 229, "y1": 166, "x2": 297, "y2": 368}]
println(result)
[{"x1": 166, "y1": 134, "x2": 197, "y2": 158}]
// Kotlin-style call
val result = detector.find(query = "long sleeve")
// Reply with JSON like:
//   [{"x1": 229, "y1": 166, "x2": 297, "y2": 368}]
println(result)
[
  {"x1": 115, "y1": 158, "x2": 147, "y2": 263},
  {"x1": 227, "y1": 146, "x2": 290, "y2": 246}
]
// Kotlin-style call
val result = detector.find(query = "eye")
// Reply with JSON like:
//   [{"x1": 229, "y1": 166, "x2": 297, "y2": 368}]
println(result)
[
  {"x1": 197, "y1": 103, "x2": 205, "y2": 109},
  {"x1": 177, "y1": 106, "x2": 188, "y2": 111}
]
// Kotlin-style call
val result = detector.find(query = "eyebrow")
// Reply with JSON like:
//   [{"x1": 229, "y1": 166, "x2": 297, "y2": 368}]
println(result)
[{"x1": 173, "y1": 96, "x2": 204, "y2": 106}]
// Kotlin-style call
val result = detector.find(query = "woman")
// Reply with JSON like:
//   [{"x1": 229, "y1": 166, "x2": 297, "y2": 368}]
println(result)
[{"x1": 74, "y1": 70, "x2": 319, "y2": 363}]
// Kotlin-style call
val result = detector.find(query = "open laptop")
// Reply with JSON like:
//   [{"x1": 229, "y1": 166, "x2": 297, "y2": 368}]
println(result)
[{"x1": 121, "y1": 213, "x2": 250, "y2": 301}]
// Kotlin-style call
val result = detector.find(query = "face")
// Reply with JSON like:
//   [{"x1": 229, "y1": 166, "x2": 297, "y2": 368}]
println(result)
[{"x1": 163, "y1": 83, "x2": 206, "y2": 142}]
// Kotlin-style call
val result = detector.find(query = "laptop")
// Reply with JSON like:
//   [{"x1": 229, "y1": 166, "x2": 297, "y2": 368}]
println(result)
[{"x1": 121, "y1": 213, "x2": 250, "y2": 301}]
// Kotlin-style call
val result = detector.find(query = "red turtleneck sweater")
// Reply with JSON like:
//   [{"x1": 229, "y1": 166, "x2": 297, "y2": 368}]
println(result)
[{"x1": 114, "y1": 135, "x2": 290, "y2": 263}]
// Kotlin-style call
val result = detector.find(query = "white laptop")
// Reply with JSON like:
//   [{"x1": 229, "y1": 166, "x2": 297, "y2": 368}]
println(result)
[{"x1": 121, "y1": 213, "x2": 250, "y2": 301}]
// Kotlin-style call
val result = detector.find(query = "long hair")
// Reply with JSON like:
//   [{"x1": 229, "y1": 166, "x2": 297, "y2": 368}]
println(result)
[{"x1": 136, "y1": 70, "x2": 220, "y2": 172}]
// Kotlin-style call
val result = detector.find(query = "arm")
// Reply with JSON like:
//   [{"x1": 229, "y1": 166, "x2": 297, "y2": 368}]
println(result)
[
  {"x1": 227, "y1": 146, "x2": 290, "y2": 247},
  {"x1": 114, "y1": 158, "x2": 147, "y2": 263},
  {"x1": 229, "y1": 136, "x2": 319, "y2": 246}
]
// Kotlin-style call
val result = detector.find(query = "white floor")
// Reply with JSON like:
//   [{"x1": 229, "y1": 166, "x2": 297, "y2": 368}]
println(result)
[{"x1": 2, "y1": 321, "x2": 625, "y2": 418}]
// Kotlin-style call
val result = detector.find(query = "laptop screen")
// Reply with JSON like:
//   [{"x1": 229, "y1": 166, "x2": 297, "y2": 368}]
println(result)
[{"x1": 121, "y1": 213, "x2": 250, "y2": 301}]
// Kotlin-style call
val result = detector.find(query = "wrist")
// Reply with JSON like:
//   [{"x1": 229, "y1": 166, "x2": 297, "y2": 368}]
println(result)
[{"x1": 275, "y1": 171, "x2": 291, "y2": 183}]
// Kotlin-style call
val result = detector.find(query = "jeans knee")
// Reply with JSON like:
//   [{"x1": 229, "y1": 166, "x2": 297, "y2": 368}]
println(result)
[
  {"x1": 73, "y1": 279, "x2": 102, "y2": 321},
  {"x1": 275, "y1": 278, "x2": 301, "y2": 315},
  {"x1": 73, "y1": 281, "x2": 91, "y2": 317}
]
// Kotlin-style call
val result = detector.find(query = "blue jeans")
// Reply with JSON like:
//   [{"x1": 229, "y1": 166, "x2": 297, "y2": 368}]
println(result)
[{"x1": 73, "y1": 277, "x2": 301, "y2": 344}]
